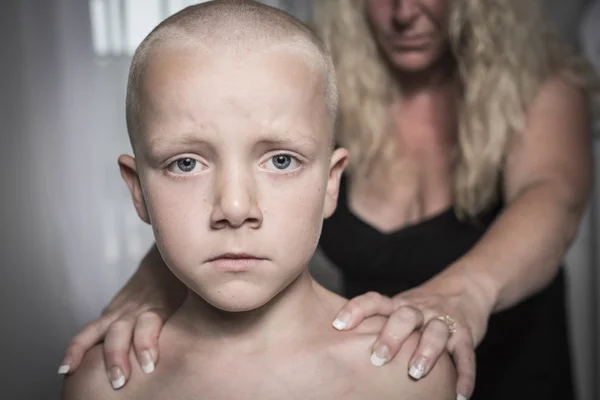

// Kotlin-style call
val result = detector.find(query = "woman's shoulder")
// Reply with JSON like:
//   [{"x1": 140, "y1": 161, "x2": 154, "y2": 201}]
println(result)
[
  {"x1": 526, "y1": 74, "x2": 591, "y2": 128},
  {"x1": 60, "y1": 344, "x2": 121, "y2": 400}
]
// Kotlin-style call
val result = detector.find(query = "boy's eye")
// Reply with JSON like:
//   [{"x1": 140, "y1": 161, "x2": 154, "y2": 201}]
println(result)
[
  {"x1": 264, "y1": 154, "x2": 299, "y2": 172},
  {"x1": 167, "y1": 158, "x2": 202, "y2": 174}
]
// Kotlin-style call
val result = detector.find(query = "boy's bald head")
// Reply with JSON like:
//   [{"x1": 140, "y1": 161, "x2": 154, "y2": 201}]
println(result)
[{"x1": 126, "y1": 0, "x2": 337, "y2": 148}]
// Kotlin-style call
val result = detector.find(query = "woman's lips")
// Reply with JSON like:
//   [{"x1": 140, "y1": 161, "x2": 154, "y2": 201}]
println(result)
[{"x1": 389, "y1": 34, "x2": 432, "y2": 48}]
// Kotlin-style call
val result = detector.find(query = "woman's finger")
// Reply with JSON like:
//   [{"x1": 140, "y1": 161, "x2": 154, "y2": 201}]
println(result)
[
  {"x1": 448, "y1": 332, "x2": 476, "y2": 400},
  {"x1": 58, "y1": 313, "x2": 118, "y2": 375},
  {"x1": 332, "y1": 291, "x2": 394, "y2": 331},
  {"x1": 369, "y1": 305, "x2": 424, "y2": 366},
  {"x1": 133, "y1": 310, "x2": 168, "y2": 374},
  {"x1": 103, "y1": 317, "x2": 136, "y2": 390},
  {"x1": 407, "y1": 318, "x2": 451, "y2": 379}
]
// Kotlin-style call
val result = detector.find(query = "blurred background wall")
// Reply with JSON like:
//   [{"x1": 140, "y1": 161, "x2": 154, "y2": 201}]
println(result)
[{"x1": 0, "y1": 1, "x2": 597, "y2": 399}]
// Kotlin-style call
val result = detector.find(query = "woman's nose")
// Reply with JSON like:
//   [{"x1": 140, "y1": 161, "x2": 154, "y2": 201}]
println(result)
[{"x1": 392, "y1": 0, "x2": 420, "y2": 25}]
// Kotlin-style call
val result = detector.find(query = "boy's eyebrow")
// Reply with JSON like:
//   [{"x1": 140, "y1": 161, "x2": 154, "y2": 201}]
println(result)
[
  {"x1": 144, "y1": 134, "x2": 214, "y2": 159},
  {"x1": 254, "y1": 130, "x2": 319, "y2": 148},
  {"x1": 147, "y1": 133, "x2": 209, "y2": 150},
  {"x1": 146, "y1": 129, "x2": 320, "y2": 152}
]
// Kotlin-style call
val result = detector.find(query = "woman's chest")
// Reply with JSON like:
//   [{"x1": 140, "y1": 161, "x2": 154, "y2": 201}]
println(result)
[
  {"x1": 349, "y1": 106, "x2": 457, "y2": 233},
  {"x1": 348, "y1": 147, "x2": 453, "y2": 233}
]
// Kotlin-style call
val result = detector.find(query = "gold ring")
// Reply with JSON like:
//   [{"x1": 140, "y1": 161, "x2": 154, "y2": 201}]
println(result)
[{"x1": 436, "y1": 315, "x2": 457, "y2": 335}]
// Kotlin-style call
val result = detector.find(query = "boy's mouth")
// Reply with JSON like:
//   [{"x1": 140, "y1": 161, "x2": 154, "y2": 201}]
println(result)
[{"x1": 207, "y1": 252, "x2": 268, "y2": 271}]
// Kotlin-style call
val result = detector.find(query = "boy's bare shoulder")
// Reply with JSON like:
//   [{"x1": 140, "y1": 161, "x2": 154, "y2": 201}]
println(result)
[
  {"x1": 336, "y1": 316, "x2": 457, "y2": 400},
  {"x1": 61, "y1": 344, "x2": 119, "y2": 400},
  {"x1": 380, "y1": 332, "x2": 456, "y2": 400}
]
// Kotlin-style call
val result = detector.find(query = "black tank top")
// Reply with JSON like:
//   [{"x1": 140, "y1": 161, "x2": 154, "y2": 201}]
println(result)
[{"x1": 319, "y1": 175, "x2": 575, "y2": 400}]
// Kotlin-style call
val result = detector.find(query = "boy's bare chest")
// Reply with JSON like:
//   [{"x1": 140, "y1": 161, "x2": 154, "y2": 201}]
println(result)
[{"x1": 130, "y1": 351, "x2": 388, "y2": 400}]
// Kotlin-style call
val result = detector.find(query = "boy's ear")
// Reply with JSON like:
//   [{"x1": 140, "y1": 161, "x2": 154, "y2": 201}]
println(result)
[
  {"x1": 323, "y1": 148, "x2": 349, "y2": 219},
  {"x1": 118, "y1": 155, "x2": 151, "y2": 224}
]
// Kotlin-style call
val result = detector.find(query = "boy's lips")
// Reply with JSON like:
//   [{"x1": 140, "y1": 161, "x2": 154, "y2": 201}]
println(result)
[{"x1": 207, "y1": 252, "x2": 268, "y2": 271}]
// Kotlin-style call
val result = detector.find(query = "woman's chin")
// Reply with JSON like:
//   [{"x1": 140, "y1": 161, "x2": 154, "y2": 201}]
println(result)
[{"x1": 387, "y1": 51, "x2": 443, "y2": 75}]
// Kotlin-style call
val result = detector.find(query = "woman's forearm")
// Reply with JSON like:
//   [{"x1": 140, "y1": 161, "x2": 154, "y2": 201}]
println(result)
[
  {"x1": 443, "y1": 181, "x2": 588, "y2": 314},
  {"x1": 144, "y1": 243, "x2": 169, "y2": 276},
  {"x1": 140, "y1": 243, "x2": 187, "y2": 305}
]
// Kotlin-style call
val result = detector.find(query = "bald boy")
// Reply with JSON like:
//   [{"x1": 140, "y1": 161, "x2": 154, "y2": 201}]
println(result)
[{"x1": 61, "y1": 1, "x2": 456, "y2": 399}]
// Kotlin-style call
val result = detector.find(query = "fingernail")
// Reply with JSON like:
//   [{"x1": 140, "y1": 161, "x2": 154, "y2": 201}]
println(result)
[
  {"x1": 57, "y1": 364, "x2": 70, "y2": 375},
  {"x1": 409, "y1": 356, "x2": 428, "y2": 379},
  {"x1": 140, "y1": 350, "x2": 155, "y2": 374},
  {"x1": 332, "y1": 311, "x2": 351, "y2": 330},
  {"x1": 370, "y1": 345, "x2": 389, "y2": 367},
  {"x1": 109, "y1": 367, "x2": 125, "y2": 389},
  {"x1": 457, "y1": 395, "x2": 468, "y2": 400}
]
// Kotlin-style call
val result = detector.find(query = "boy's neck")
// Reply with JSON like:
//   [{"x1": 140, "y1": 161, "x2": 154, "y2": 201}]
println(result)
[{"x1": 174, "y1": 270, "x2": 340, "y2": 350}]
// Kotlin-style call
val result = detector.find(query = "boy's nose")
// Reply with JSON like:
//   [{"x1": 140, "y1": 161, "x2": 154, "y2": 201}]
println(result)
[{"x1": 210, "y1": 170, "x2": 262, "y2": 230}]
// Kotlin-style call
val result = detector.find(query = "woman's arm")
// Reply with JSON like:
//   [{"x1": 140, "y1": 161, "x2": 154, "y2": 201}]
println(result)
[
  {"x1": 453, "y1": 77, "x2": 592, "y2": 312},
  {"x1": 331, "y1": 76, "x2": 593, "y2": 400},
  {"x1": 60, "y1": 244, "x2": 186, "y2": 389}
]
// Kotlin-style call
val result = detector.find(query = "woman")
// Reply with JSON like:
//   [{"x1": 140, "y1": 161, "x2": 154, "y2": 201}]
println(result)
[{"x1": 60, "y1": 1, "x2": 597, "y2": 399}]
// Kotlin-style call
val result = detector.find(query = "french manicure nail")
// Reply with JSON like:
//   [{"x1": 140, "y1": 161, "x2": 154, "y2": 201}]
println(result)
[
  {"x1": 140, "y1": 350, "x2": 155, "y2": 374},
  {"x1": 409, "y1": 357, "x2": 428, "y2": 379},
  {"x1": 457, "y1": 395, "x2": 468, "y2": 400},
  {"x1": 332, "y1": 311, "x2": 351, "y2": 330},
  {"x1": 370, "y1": 345, "x2": 389, "y2": 367},
  {"x1": 109, "y1": 367, "x2": 126, "y2": 390},
  {"x1": 57, "y1": 364, "x2": 70, "y2": 375}
]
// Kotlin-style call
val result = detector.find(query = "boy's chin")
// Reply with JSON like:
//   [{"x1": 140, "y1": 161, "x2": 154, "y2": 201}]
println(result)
[
  {"x1": 199, "y1": 286, "x2": 279, "y2": 313},
  {"x1": 211, "y1": 300, "x2": 269, "y2": 313}
]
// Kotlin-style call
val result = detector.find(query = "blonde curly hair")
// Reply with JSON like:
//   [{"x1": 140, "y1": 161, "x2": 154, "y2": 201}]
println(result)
[{"x1": 314, "y1": 0, "x2": 598, "y2": 218}]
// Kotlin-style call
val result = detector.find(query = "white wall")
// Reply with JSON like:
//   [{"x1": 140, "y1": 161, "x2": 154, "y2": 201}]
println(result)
[
  {"x1": 1, "y1": 1, "x2": 83, "y2": 398},
  {"x1": 543, "y1": 1, "x2": 597, "y2": 399},
  {"x1": 0, "y1": 1, "x2": 150, "y2": 398}
]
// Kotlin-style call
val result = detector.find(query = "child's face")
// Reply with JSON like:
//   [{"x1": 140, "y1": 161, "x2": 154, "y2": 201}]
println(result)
[{"x1": 120, "y1": 44, "x2": 347, "y2": 312}]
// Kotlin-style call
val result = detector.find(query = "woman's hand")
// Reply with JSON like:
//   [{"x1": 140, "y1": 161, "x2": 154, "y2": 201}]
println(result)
[
  {"x1": 331, "y1": 274, "x2": 494, "y2": 400},
  {"x1": 59, "y1": 244, "x2": 186, "y2": 390}
]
